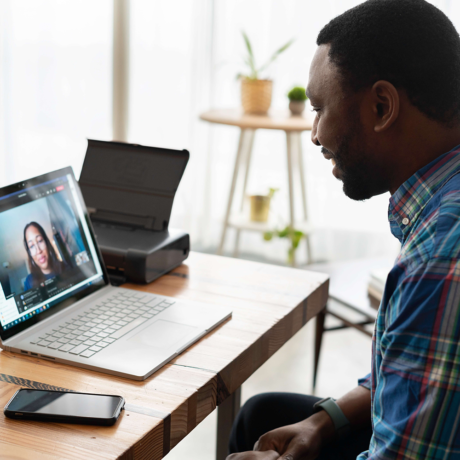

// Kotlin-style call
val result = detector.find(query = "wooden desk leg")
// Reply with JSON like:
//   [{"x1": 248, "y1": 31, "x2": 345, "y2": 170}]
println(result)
[
  {"x1": 216, "y1": 386, "x2": 242, "y2": 460},
  {"x1": 313, "y1": 307, "x2": 326, "y2": 391},
  {"x1": 218, "y1": 130, "x2": 249, "y2": 255},
  {"x1": 286, "y1": 132, "x2": 296, "y2": 267}
]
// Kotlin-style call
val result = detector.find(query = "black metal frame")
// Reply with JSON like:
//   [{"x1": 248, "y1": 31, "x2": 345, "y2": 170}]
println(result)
[{"x1": 313, "y1": 296, "x2": 376, "y2": 390}]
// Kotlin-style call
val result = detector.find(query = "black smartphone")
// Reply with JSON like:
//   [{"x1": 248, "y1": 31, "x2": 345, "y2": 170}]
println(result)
[{"x1": 4, "y1": 389, "x2": 125, "y2": 426}]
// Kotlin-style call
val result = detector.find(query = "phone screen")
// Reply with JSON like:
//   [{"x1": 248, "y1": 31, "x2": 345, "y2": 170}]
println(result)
[{"x1": 7, "y1": 390, "x2": 122, "y2": 419}]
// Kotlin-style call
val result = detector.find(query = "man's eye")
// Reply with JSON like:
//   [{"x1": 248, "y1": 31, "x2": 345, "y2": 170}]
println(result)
[{"x1": 311, "y1": 108, "x2": 321, "y2": 119}]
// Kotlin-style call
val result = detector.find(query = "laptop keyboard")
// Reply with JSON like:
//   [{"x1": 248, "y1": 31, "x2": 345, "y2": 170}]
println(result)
[{"x1": 30, "y1": 290, "x2": 175, "y2": 358}]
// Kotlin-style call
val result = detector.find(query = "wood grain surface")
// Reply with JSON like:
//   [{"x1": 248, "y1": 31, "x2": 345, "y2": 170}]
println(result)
[{"x1": 0, "y1": 252, "x2": 328, "y2": 459}]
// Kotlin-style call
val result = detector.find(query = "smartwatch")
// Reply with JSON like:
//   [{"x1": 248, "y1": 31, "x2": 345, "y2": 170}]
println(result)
[{"x1": 313, "y1": 397, "x2": 351, "y2": 440}]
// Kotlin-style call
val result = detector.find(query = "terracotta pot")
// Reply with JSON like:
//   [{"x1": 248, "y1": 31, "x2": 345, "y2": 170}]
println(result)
[
  {"x1": 250, "y1": 195, "x2": 271, "y2": 222},
  {"x1": 241, "y1": 79, "x2": 273, "y2": 114},
  {"x1": 289, "y1": 100, "x2": 305, "y2": 115}
]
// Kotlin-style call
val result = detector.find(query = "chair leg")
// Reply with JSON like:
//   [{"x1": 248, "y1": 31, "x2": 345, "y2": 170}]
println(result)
[{"x1": 313, "y1": 307, "x2": 326, "y2": 391}]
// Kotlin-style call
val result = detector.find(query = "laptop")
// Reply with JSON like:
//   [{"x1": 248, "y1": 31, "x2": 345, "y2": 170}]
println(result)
[{"x1": 0, "y1": 167, "x2": 232, "y2": 380}]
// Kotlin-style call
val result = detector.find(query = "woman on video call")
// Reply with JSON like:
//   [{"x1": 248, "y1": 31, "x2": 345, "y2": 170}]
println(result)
[{"x1": 23, "y1": 222, "x2": 66, "y2": 290}]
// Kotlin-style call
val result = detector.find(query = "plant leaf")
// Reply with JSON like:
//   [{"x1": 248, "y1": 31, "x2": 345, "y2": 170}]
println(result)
[
  {"x1": 292, "y1": 235, "x2": 301, "y2": 249},
  {"x1": 288, "y1": 247, "x2": 294, "y2": 264},
  {"x1": 268, "y1": 187, "x2": 279, "y2": 199},
  {"x1": 258, "y1": 38, "x2": 294, "y2": 74},
  {"x1": 242, "y1": 30, "x2": 256, "y2": 75},
  {"x1": 263, "y1": 231, "x2": 273, "y2": 241},
  {"x1": 278, "y1": 227, "x2": 289, "y2": 238}
]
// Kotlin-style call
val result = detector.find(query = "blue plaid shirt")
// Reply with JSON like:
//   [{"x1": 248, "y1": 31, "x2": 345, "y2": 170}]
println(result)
[{"x1": 358, "y1": 145, "x2": 460, "y2": 459}]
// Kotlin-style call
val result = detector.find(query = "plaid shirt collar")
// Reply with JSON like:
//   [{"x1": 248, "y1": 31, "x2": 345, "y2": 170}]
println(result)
[{"x1": 389, "y1": 144, "x2": 460, "y2": 243}]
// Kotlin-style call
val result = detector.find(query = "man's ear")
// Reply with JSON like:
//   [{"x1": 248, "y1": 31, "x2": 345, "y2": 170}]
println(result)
[{"x1": 372, "y1": 80, "x2": 400, "y2": 133}]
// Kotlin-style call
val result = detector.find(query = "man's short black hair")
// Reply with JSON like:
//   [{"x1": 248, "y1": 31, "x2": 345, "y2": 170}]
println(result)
[{"x1": 317, "y1": 0, "x2": 460, "y2": 126}]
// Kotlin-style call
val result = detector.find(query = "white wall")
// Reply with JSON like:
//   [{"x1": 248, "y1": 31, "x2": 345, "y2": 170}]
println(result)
[{"x1": 1, "y1": 0, "x2": 458, "y2": 265}]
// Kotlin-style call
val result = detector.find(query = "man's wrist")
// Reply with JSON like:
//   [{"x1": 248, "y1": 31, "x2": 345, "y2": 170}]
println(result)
[
  {"x1": 301, "y1": 410, "x2": 336, "y2": 443},
  {"x1": 313, "y1": 397, "x2": 351, "y2": 440}
]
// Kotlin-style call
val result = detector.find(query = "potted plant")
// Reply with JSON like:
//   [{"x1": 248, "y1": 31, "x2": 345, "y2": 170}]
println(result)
[
  {"x1": 249, "y1": 188, "x2": 278, "y2": 222},
  {"x1": 263, "y1": 226, "x2": 305, "y2": 265},
  {"x1": 238, "y1": 31, "x2": 294, "y2": 114},
  {"x1": 287, "y1": 86, "x2": 308, "y2": 115}
]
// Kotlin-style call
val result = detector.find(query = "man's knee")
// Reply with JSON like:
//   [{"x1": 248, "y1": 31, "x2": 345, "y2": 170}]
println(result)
[
  {"x1": 237, "y1": 393, "x2": 276, "y2": 424},
  {"x1": 230, "y1": 392, "x2": 320, "y2": 454},
  {"x1": 229, "y1": 393, "x2": 281, "y2": 453}
]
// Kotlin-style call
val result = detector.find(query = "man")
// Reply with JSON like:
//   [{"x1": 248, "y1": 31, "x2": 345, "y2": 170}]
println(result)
[{"x1": 227, "y1": 0, "x2": 460, "y2": 459}]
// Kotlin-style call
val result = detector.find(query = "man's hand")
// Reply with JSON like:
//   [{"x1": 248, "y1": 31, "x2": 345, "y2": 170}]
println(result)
[
  {"x1": 251, "y1": 387, "x2": 372, "y2": 459},
  {"x1": 226, "y1": 411, "x2": 333, "y2": 460},
  {"x1": 253, "y1": 412, "x2": 332, "y2": 460},
  {"x1": 226, "y1": 451, "x2": 279, "y2": 460},
  {"x1": 226, "y1": 386, "x2": 371, "y2": 460}
]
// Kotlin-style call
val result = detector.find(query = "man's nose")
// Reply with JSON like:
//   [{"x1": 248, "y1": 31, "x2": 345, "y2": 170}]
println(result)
[{"x1": 311, "y1": 117, "x2": 321, "y2": 146}]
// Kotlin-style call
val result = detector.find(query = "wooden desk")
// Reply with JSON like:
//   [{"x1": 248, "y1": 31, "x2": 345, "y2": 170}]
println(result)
[
  {"x1": 0, "y1": 252, "x2": 328, "y2": 460},
  {"x1": 200, "y1": 109, "x2": 314, "y2": 266}
]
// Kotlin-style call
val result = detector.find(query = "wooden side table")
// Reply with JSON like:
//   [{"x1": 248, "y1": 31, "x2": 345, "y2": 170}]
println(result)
[{"x1": 200, "y1": 109, "x2": 314, "y2": 266}]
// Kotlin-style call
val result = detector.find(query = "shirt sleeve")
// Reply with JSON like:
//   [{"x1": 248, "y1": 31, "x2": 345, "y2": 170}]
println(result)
[
  {"x1": 369, "y1": 258, "x2": 460, "y2": 459},
  {"x1": 358, "y1": 373, "x2": 371, "y2": 390}
]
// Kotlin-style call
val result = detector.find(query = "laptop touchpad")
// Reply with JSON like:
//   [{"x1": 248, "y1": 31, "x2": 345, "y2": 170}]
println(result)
[{"x1": 128, "y1": 320, "x2": 198, "y2": 349}]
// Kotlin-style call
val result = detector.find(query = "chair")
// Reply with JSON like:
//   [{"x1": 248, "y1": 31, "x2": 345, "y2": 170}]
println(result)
[{"x1": 306, "y1": 257, "x2": 393, "y2": 389}]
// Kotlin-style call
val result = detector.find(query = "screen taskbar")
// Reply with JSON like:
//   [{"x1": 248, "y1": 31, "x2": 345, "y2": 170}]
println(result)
[{"x1": 1, "y1": 274, "x2": 104, "y2": 331}]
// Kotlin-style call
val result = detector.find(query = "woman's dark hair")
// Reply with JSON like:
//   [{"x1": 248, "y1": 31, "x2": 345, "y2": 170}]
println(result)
[
  {"x1": 317, "y1": 0, "x2": 460, "y2": 126},
  {"x1": 23, "y1": 222, "x2": 63, "y2": 287}
]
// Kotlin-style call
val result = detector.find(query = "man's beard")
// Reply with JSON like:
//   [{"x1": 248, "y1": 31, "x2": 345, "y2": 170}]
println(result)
[{"x1": 323, "y1": 127, "x2": 380, "y2": 201}]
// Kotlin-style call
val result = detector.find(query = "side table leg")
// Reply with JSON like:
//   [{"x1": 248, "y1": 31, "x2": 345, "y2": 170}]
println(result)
[
  {"x1": 218, "y1": 130, "x2": 248, "y2": 255},
  {"x1": 234, "y1": 129, "x2": 256, "y2": 258},
  {"x1": 296, "y1": 132, "x2": 308, "y2": 222},
  {"x1": 216, "y1": 386, "x2": 242, "y2": 460},
  {"x1": 239, "y1": 129, "x2": 256, "y2": 211},
  {"x1": 296, "y1": 132, "x2": 312, "y2": 264},
  {"x1": 233, "y1": 231, "x2": 241, "y2": 258},
  {"x1": 286, "y1": 131, "x2": 296, "y2": 267}
]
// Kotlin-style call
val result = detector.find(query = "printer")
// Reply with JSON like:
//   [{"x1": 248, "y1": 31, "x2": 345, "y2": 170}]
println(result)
[{"x1": 79, "y1": 139, "x2": 190, "y2": 285}]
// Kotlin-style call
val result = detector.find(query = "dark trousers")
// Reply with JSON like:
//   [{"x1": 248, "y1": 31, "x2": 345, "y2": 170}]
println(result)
[{"x1": 229, "y1": 393, "x2": 372, "y2": 460}]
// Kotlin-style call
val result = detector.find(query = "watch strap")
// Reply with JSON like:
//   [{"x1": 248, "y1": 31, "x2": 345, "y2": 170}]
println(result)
[{"x1": 313, "y1": 397, "x2": 351, "y2": 439}]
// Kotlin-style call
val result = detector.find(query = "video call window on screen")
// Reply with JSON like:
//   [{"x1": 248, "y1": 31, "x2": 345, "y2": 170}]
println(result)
[{"x1": 0, "y1": 175, "x2": 101, "y2": 329}]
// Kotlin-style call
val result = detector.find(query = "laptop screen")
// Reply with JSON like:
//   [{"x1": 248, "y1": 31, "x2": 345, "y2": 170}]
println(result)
[{"x1": 0, "y1": 168, "x2": 108, "y2": 341}]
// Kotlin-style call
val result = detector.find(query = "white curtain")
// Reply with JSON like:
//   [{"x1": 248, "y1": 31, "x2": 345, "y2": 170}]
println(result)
[
  {"x1": 1, "y1": 0, "x2": 458, "y2": 265},
  {"x1": 0, "y1": 1, "x2": 112, "y2": 184}
]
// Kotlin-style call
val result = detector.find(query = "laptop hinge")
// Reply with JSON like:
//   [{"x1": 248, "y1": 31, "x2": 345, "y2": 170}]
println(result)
[{"x1": 105, "y1": 267, "x2": 128, "y2": 286}]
